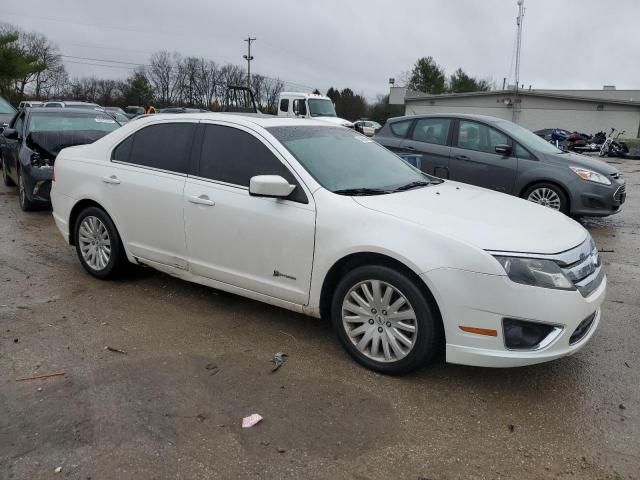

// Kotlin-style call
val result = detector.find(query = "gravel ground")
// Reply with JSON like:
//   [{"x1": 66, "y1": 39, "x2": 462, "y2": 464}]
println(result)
[{"x1": 1, "y1": 158, "x2": 638, "y2": 480}]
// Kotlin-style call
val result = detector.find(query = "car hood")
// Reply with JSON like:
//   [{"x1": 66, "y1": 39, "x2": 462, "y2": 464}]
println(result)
[
  {"x1": 544, "y1": 151, "x2": 619, "y2": 175},
  {"x1": 353, "y1": 181, "x2": 587, "y2": 254},
  {"x1": 313, "y1": 116, "x2": 354, "y2": 128}
]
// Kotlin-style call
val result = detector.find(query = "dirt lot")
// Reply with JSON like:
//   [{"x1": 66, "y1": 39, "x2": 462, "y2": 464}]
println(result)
[{"x1": 1, "y1": 159, "x2": 639, "y2": 480}]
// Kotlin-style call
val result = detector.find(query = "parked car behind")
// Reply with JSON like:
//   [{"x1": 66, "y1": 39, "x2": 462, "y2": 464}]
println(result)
[
  {"x1": 0, "y1": 108, "x2": 121, "y2": 210},
  {"x1": 51, "y1": 114, "x2": 605, "y2": 374},
  {"x1": 374, "y1": 114, "x2": 625, "y2": 217},
  {"x1": 124, "y1": 106, "x2": 145, "y2": 119},
  {"x1": 0, "y1": 95, "x2": 16, "y2": 128},
  {"x1": 18, "y1": 100, "x2": 43, "y2": 109},
  {"x1": 354, "y1": 119, "x2": 381, "y2": 137}
]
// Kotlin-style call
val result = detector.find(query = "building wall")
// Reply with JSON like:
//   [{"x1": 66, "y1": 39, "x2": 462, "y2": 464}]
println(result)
[{"x1": 405, "y1": 94, "x2": 640, "y2": 138}]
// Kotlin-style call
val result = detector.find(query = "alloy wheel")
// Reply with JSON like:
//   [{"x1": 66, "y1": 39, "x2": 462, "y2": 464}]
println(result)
[
  {"x1": 527, "y1": 187, "x2": 561, "y2": 210},
  {"x1": 341, "y1": 280, "x2": 418, "y2": 363},
  {"x1": 78, "y1": 216, "x2": 112, "y2": 271}
]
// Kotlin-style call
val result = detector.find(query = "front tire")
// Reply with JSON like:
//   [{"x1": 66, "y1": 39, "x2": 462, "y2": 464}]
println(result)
[
  {"x1": 523, "y1": 182, "x2": 569, "y2": 214},
  {"x1": 17, "y1": 167, "x2": 35, "y2": 211},
  {"x1": 331, "y1": 265, "x2": 440, "y2": 374},
  {"x1": 74, "y1": 206, "x2": 126, "y2": 279}
]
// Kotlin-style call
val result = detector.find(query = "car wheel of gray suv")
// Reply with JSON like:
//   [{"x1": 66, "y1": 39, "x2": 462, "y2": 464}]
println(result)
[
  {"x1": 331, "y1": 265, "x2": 440, "y2": 375},
  {"x1": 74, "y1": 206, "x2": 126, "y2": 279},
  {"x1": 523, "y1": 183, "x2": 568, "y2": 214},
  {"x1": 2, "y1": 157, "x2": 15, "y2": 187}
]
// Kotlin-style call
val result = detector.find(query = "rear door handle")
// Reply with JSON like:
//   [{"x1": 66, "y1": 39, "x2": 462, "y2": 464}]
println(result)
[
  {"x1": 102, "y1": 175, "x2": 120, "y2": 184},
  {"x1": 188, "y1": 194, "x2": 215, "y2": 206},
  {"x1": 454, "y1": 155, "x2": 470, "y2": 161}
]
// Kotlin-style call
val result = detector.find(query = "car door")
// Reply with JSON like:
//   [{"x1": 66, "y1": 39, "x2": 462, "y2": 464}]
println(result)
[
  {"x1": 106, "y1": 121, "x2": 196, "y2": 269},
  {"x1": 399, "y1": 117, "x2": 452, "y2": 178},
  {"x1": 184, "y1": 122, "x2": 315, "y2": 305},
  {"x1": 449, "y1": 119, "x2": 517, "y2": 193},
  {"x1": 2, "y1": 112, "x2": 25, "y2": 179}
]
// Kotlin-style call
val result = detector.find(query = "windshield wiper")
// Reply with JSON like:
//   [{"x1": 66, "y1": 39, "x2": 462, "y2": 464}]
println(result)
[
  {"x1": 393, "y1": 180, "x2": 431, "y2": 192},
  {"x1": 333, "y1": 187, "x2": 391, "y2": 196}
]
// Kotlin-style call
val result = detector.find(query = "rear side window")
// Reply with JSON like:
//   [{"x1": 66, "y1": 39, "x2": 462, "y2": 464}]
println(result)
[
  {"x1": 279, "y1": 99, "x2": 289, "y2": 112},
  {"x1": 114, "y1": 123, "x2": 195, "y2": 174},
  {"x1": 411, "y1": 118, "x2": 450, "y2": 145},
  {"x1": 389, "y1": 120, "x2": 412, "y2": 137},
  {"x1": 199, "y1": 124, "x2": 307, "y2": 203}
]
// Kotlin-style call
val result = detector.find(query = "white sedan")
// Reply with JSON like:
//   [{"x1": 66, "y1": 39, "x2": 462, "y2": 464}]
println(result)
[{"x1": 50, "y1": 114, "x2": 606, "y2": 374}]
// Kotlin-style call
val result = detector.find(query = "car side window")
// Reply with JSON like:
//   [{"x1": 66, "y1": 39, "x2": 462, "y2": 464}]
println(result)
[
  {"x1": 457, "y1": 120, "x2": 508, "y2": 154},
  {"x1": 113, "y1": 123, "x2": 195, "y2": 174},
  {"x1": 389, "y1": 120, "x2": 412, "y2": 138},
  {"x1": 279, "y1": 99, "x2": 289, "y2": 113},
  {"x1": 199, "y1": 124, "x2": 307, "y2": 203},
  {"x1": 411, "y1": 118, "x2": 451, "y2": 145},
  {"x1": 515, "y1": 142, "x2": 535, "y2": 160},
  {"x1": 13, "y1": 113, "x2": 25, "y2": 136},
  {"x1": 292, "y1": 99, "x2": 307, "y2": 116}
]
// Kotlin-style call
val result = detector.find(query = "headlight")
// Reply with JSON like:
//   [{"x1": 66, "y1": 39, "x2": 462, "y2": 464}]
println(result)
[
  {"x1": 494, "y1": 256, "x2": 575, "y2": 290},
  {"x1": 569, "y1": 166, "x2": 611, "y2": 185}
]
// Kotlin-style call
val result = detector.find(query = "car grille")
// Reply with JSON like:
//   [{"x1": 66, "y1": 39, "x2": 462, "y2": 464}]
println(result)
[
  {"x1": 570, "y1": 311, "x2": 597, "y2": 345},
  {"x1": 556, "y1": 238, "x2": 604, "y2": 298},
  {"x1": 614, "y1": 184, "x2": 626, "y2": 204}
]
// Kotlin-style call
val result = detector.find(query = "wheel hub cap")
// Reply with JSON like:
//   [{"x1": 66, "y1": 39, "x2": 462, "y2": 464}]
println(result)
[
  {"x1": 341, "y1": 280, "x2": 418, "y2": 363},
  {"x1": 78, "y1": 216, "x2": 111, "y2": 271},
  {"x1": 527, "y1": 187, "x2": 561, "y2": 210}
]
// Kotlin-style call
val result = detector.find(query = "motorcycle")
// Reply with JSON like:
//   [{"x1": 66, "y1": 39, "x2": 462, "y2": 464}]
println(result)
[{"x1": 599, "y1": 128, "x2": 629, "y2": 157}]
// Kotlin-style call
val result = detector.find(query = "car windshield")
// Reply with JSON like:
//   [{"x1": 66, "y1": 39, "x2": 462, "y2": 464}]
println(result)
[
  {"x1": 268, "y1": 126, "x2": 435, "y2": 194},
  {"x1": 495, "y1": 119, "x2": 564, "y2": 154},
  {"x1": 0, "y1": 97, "x2": 16, "y2": 114},
  {"x1": 307, "y1": 99, "x2": 337, "y2": 117},
  {"x1": 28, "y1": 112, "x2": 121, "y2": 133}
]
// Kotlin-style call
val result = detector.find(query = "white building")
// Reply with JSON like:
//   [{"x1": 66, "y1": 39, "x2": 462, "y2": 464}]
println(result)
[{"x1": 390, "y1": 87, "x2": 640, "y2": 138}]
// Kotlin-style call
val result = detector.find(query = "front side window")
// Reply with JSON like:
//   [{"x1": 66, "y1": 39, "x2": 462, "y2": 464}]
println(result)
[
  {"x1": 292, "y1": 99, "x2": 307, "y2": 116},
  {"x1": 268, "y1": 126, "x2": 437, "y2": 193},
  {"x1": 515, "y1": 143, "x2": 534, "y2": 159},
  {"x1": 199, "y1": 125, "x2": 306, "y2": 203},
  {"x1": 120, "y1": 123, "x2": 195, "y2": 174},
  {"x1": 457, "y1": 120, "x2": 508, "y2": 154},
  {"x1": 389, "y1": 119, "x2": 412, "y2": 138},
  {"x1": 279, "y1": 98, "x2": 289, "y2": 112},
  {"x1": 411, "y1": 118, "x2": 451, "y2": 145},
  {"x1": 307, "y1": 98, "x2": 337, "y2": 117}
]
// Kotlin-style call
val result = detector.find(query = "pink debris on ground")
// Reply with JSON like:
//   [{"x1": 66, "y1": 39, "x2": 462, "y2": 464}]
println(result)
[{"x1": 242, "y1": 414, "x2": 263, "y2": 428}]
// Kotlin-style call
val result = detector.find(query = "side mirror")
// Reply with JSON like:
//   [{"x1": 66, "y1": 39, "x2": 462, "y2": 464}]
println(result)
[
  {"x1": 495, "y1": 144, "x2": 512, "y2": 156},
  {"x1": 3, "y1": 128, "x2": 18, "y2": 140},
  {"x1": 249, "y1": 175, "x2": 295, "y2": 198}
]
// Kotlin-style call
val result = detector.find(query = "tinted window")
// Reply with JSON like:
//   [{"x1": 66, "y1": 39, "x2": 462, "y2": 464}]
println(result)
[
  {"x1": 457, "y1": 120, "x2": 508, "y2": 154},
  {"x1": 292, "y1": 99, "x2": 307, "y2": 116},
  {"x1": 125, "y1": 123, "x2": 195, "y2": 173},
  {"x1": 112, "y1": 135, "x2": 134, "y2": 163},
  {"x1": 515, "y1": 143, "x2": 534, "y2": 159},
  {"x1": 389, "y1": 120, "x2": 412, "y2": 137},
  {"x1": 411, "y1": 118, "x2": 450, "y2": 145},
  {"x1": 199, "y1": 125, "x2": 306, "y2": 203},
  {"x1": 279, "y1": 99, "x2": 289, "y2": 112}
]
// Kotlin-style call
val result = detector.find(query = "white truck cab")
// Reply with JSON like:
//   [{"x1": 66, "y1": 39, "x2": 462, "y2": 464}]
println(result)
[{"x1": 276, "y1": 92, "x2": 354, "y2": 128}]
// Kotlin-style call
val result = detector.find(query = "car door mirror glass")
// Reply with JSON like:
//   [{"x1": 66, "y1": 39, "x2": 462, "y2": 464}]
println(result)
[
  {"x1": 495, "y1": 144, "x2": 512, "y2": 156},
  {"x1": 249, "y1": 175, "x2": 296, "y2": 198}
]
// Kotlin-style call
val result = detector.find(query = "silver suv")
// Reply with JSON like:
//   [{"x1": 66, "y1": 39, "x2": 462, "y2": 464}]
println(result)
[{"x1": 374, "y1": 113, "x2": 626, "y2": 217}]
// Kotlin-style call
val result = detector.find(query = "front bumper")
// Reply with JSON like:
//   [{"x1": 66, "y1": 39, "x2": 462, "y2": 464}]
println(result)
[
  {"x1": 421, "y1": 267, "x2": 606, "y2": 368},
  {"x1": 570, "y1": 179, "x2": 626, "y2": 217}
]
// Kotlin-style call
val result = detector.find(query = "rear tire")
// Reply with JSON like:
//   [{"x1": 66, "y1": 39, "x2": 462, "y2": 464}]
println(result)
[
  {"x1": 522, "y1": 182, "x2": 569, "y2": 215},
  {"x1": 74, "y1": 206, "x2": 126, "y2": 279},
  {"x1": 331, "y1": 265, "x2": 440, "y2": 375}
]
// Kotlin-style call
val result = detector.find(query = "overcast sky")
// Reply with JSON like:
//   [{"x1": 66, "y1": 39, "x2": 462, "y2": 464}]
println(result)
[{"x1": 1, "y1": 0, "x2": 639, "y2": 101}]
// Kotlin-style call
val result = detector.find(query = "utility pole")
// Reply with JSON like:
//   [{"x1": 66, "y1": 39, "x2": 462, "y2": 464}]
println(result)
[
  {"x1": 243, "y1": 36, "x2": 256, "y2": 89},
  {"x1": 513, "y1": 0, "x2": 525, "y2": 123}
]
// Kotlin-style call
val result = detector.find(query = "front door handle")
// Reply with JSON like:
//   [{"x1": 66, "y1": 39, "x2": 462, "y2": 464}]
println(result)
[
  {"x1": 454, "y1": 155, "x2": 470, "y2": 161},
  {"x1": 188, "y1": 194, "x2": 215, "y2": 206},
  {"x1": 102, "y1": 175, "x2": 120, "y2": 184}
]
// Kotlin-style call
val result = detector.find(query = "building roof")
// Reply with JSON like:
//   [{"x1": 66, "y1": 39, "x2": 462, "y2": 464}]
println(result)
[{"x1": 404, "y1": 89, "x2": 640, "y2": 106}]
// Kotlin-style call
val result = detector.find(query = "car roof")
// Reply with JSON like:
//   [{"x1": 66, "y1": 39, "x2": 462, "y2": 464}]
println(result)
[
  {"x1": 132, "y1": 112, "x2": 344, "y2": 129},
  {"x1": 28, "y1": 107, "x2": 113, "y2": 115},
  {"x1": 388, "y1": 113, "x2": 509, "y2": 124}
]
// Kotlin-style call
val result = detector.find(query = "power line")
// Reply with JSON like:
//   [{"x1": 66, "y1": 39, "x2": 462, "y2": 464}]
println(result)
[{"x1": 61, "y1": 55, "x2": 148, "y2": 67}]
